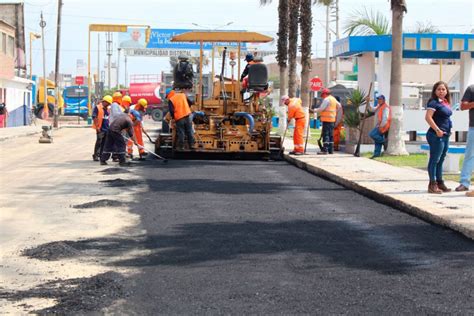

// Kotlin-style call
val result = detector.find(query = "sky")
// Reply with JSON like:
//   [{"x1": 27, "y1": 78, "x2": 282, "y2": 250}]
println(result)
[{"x1": 6, "y1": 0, "x2": 474, "y2": 84}]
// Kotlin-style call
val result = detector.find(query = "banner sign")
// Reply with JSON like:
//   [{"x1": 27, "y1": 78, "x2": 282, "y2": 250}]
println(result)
[{"x1": 120, "y1": 28, "x2": 247, "y2": 51}]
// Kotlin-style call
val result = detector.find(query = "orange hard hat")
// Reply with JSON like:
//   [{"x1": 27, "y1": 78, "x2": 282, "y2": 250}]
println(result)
[
  {"x1": 112, "y1": 91, "x2": 122, "y2": 103},
  {"x1": 122, "y1": 95, "x2": 132, "y2": 107}
]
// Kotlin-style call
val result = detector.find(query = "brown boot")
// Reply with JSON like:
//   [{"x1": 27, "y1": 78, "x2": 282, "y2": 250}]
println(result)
[
  {"x1": 428, "y1": 181, "x2": 442, "y2": 194},
  {"x1": 436, "y1": 181, "x2": 451, "y2": 192}
]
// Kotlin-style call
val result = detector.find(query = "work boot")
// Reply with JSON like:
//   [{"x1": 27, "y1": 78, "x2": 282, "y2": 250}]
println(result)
[
  {"x1": 119, "y1": 161, "x2": 131, "y2": 167},
  {"x1": 455, "y1": 184, "x2": 469, "y2": 192},
  {"x1": 436, "y1": 180, "x2": 451, "y2": 192},
  {"x1": 100, "y1": 161, "x2": 108, "y2": 165},
  {"x1": 428, "y1": 181, "x2": 442, "y2": 194},
  {"x1": 317, "y1": 151, "x2": 328, "y2": 155},
  {"x1": 92, "y1": 155, "x2": 99, "y2": 161}
]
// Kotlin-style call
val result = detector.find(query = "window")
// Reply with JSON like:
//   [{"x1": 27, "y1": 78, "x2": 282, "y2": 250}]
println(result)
[
  {"x1": 7, "y1": 35, "x2": 14, "y2": 57},
  {"x1": 1, "y1": 33, "x2": 6, "y2": 54}
]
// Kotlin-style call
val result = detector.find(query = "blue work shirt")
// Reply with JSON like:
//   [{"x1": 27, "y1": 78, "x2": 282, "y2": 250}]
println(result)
[
  {"x1": 426, "y1": 98, "x2": 452, "y2": 134},
  {"x1": 92, "y1": 105, "x2": 109, "y2": 132}
]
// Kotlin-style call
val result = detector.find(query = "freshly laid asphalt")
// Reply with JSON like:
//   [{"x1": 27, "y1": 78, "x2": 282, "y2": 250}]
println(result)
[{"x1": 99, "y1": 159, "x2": 474, "y2": 314}]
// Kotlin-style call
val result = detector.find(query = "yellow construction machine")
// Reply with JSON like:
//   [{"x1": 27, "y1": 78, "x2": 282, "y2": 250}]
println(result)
[{"x1": 155, "y1": 31, "x2": 282, "y2": 160}]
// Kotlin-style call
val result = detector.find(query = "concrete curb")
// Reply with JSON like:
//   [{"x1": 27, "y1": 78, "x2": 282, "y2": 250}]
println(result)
[{"x1": 284, "y1": 154, "x2": 474, "y2": 241}]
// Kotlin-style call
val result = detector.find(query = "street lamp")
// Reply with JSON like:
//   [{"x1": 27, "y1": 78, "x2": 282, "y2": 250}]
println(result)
[
  {"x1": 29, "y1": 32, "x2": 41, "y2": 79},
  {"x1": 87, "y1": 24, "x2": 150, "y2": 123}
]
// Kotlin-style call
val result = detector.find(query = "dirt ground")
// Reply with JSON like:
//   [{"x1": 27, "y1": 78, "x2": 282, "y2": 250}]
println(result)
[{"x1": 0, "y1": 127, "x2": 151, "y2": 314}]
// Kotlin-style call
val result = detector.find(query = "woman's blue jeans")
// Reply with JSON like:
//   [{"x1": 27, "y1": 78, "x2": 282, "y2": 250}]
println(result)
[{"x1": 426, "y1": 129, "x2": 449, "y2": 182}]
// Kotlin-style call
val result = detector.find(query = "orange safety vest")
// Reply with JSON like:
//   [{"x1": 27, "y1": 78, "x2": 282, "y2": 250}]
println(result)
[
  {"x1": 287, "y1": 98, "x2": 305, "y2": 120},
  {"x1": 320, "y1": 95, "x2": 337, "y2": 123},
  {"x1": 92, "y1": 104, "x2": 104, "y2": 130},
  {"x1": 377, "y1": 103, "x2": 392, "y2": 133},
  {"x1": 170, "y1": 92, "x2": 191, "y2": 121}
]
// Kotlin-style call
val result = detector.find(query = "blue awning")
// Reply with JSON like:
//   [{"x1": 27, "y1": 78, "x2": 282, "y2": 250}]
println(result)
[{"x1": 333, "y1": 33, "x2": 474, "y2": 59}]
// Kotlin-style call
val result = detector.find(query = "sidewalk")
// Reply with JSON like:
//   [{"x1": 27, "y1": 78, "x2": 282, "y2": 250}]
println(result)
[
  {"x1": 0, "y1": 119, "x2": 88, "y2": 142},
  {"x1": 284, "y1": 142, "x2": 474, "y2": 240}
]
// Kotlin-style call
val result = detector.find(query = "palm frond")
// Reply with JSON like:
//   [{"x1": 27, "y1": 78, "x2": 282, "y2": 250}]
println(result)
[
  {"x1": 260, "y1": 0, "x2": 273, "y2": 6},
  {"x1": 344, "y1": 7, "x2": 390, "y2": 35},
  {"x1": 411, "y1": 21, "x2": 440, "y2": 34}
]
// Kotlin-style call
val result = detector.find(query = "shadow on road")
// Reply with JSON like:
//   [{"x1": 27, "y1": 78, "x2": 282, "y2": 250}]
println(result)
[{"x1": 23, "y1": 220, "x2": 474, "y2": 276}]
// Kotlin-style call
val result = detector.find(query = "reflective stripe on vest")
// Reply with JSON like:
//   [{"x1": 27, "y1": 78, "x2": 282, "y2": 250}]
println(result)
[
  {"x1": 288, "y1": 98, "x2": 305, "y2": 120},
  {"x1": 377, "y1": 103, "x2": 391, "y2": 133},
  {"x1": 170, "y1": 93, "x2": 191, "y2": 121},
  {"x1": 320, "y1": 96, "x2": 337, "y2": 122},
  {"x1": 92, "y1": 104, "x2": 104, "y2": 130}
]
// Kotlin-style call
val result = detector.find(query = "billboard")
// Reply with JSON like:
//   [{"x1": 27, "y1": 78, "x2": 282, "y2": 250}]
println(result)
[
  {"x1": 122, "y1": 28, "x2": 250, "y2": 57},
  {"x1": 119, "y1": 28, "x2": 148, "y2": 49}
]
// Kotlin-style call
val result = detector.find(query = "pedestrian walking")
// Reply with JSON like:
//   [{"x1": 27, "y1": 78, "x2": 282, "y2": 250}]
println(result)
[
  {"x1": 168, "y1": 90, "x2": 194, "y2": 150},
  {"x1": 314, "y1": 88, "x2": 339, "y2": 155},
  {"x1": 100, "y1": 113, "x2": 137, "y2": 166},
  {"x1": 368, "y1": 95, "x2": 391, "y2": 158},
  {"x1": 425, "y1": 81, "x2": 453, "y2": 194},
  {"x1": 455, "y1": 84, "x2": 474, "y2": 197},
  {"x1": 91, "y1": 95, "x2": 112, "y2": 161},
  {"x1": 281, "y1": 95, "x2": 305, "y2": 155}
]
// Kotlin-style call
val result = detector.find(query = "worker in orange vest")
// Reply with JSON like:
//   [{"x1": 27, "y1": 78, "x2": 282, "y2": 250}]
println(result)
[
  {"x1": 282, "y1": 95, "x2": 305, "y2": 155},
  {"x1": 133, "y1": 98, "x2": 148, "y2": 117},
  {"x1": 369, "y1": 95, "x2": 391, "y2": 158},
  {"x1": 122, "y1": 95, "x2": 132, "y2": 113},
  {"x1": 333, "y1": 96, "x2": 344, "y2": 151},
  {"x1": 168, "y1": 90, "x2": 194, "y2": 150},
  {"x1": 92, "y1": 95, "x2": 112, "y2": 161},
  {"x1": 314, "y1": 88, "x2": 340, "y2": 155},
  {"x1": 126, "y1": 109, "x2": 151, "y2": 159}
]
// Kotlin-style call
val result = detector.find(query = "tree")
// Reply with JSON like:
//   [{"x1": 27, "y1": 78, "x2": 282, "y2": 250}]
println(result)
[
  {"x1": 260, "y1": 0, "x2": 290, "y2": 134},
  {"x1": 386, "y1": 0, "x2": 409, "y2": 155},
  {"x1": 299, "y1": 0, "x2": 312, "y2": 110},
  {"x1": 411, "y1": 21, "x2": 440, "y2": 34},
  {"x1": 344, "y1": 7, "x2": 390, "y2": 35},
  {"x1": 288, "y1": 0, "x2": 301, "y2": 97}
]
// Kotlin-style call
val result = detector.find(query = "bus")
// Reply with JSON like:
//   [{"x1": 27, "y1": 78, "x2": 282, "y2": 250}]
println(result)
[{"x1": 63, "y1": 85, "x2": 88, "y2": 119}]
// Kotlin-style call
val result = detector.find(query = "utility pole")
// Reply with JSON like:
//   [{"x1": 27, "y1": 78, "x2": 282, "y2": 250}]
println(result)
[
  {"x1": 53, "y1": 0, "x2": 63, "y2": 128},
  {"x1": 124, "y1": 54, "x2": 128, "y2": 87},
  {"x1": 324, "y1": 4, "x2": 330, "y2": 87},
  {"x1": 117, "y1": 48, "x2": 121, "y2": 89},
  {"x1": 106, "y1": 32, "x2": 112, "y2": 89},
  {"x1": 97, "y1": 34, "x2": 100, "y2": 88},
  {"x1": 40, "y1": 12, "x2": 48, "y2": 120},
  {"x1": 334, "y1": 0, "x2": 340, "y2": 81}
]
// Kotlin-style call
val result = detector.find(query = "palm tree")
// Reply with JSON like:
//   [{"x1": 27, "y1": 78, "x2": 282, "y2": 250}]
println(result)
[
  {"x1": 411, "y1": 21, "x2": 440, "y2": 34},
  {"x1": 386, "y1": 0, "x2": 409, "y2": 155},
  {"x1": 344, "y1": 8, "x2": 390, "y2": 35},
  {"x1": 288, "y1": 0, "x2": 301, "y2": 97},
  {"x1": 260, "y1": 0, "x2": 289, "y2": 134},
  {"x1": 299, "y1": 0, "x2": 312, "y2": 110}
]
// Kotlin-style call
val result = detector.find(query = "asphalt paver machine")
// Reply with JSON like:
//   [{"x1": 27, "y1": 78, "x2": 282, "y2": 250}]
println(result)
[{"x1": 155, "y1": 31, "x2": 283, "y2": 160}]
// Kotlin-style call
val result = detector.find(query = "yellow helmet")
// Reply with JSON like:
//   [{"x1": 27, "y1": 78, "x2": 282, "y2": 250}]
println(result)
[
  {"x1": 112, "y1": 91, "x2": 122, "y2": 103},
  {"x1": 102, "y1": 95, "x2": 113, "y2": 104},
  {"x1": 122, "y1": 95, "x2": 132, "y2": 104},
  {"x1": 138, "y1": 98, "x2": 148, "y2": 108}
]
